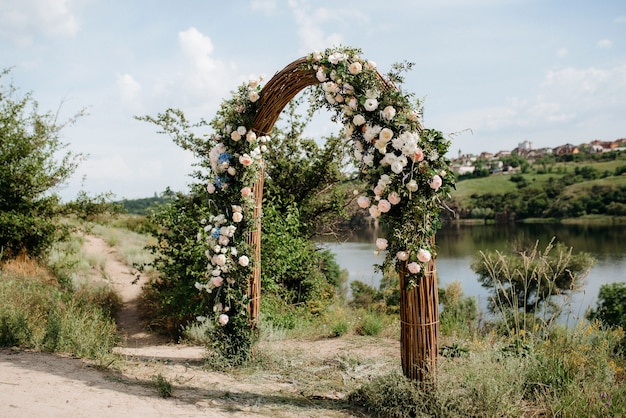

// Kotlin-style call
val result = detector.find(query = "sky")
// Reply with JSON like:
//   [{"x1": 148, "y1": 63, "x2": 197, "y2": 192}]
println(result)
[{"x1": 1, "y1": 0, "x2": 625, "y2": 201}]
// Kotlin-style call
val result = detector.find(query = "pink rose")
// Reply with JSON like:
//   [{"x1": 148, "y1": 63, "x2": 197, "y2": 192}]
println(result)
[
  {"x1": 231, "y1": 131, "x2": 242, "y2": 141},
  {"x1": 412, "y1": 148, "x2": 424, "y2": 162},
  {"x1": 429, "y1": 175, "x2": 443, "y2": 190},
  {"x1": 396, "y1": 251, "x2": 409, "y2": 261},
  {"x1": 388, "y1": 191, "x2": 401, "y2": 205},
  {"x1": 239, "y1": 154, "x2": 253, "y2": 166},
  {"x1": 407, "y1": 262, "x2": 421, "y2": 274},
  {"x1": 375, "y1": 238, "x2": 388, "y2": 250},
  {"x1": 241, "y1": 187, "x2": 252, "y2": 197},
  {"x1": 211, "y1": 276, "x2": 224, "y2": 287},
  {"x1": 207, "y1": 183, "x2": 216, "y2": 194},
  {"x1": 377, "y1": 199, "x2": 391, "y2": 213},
  {"x1": 417, "y1": 248, "x2": 432, "y2": 263},
  {"x1": 357, "y1": 196, "x2": 370, "y2": 208},
  {"x1": 232, "y1": 212, "x2": 243, "y2": 223},
  {"x1": 218, "y1": 314, "x2": 229, "y2": 326},
  {"x1": 249, "y1": 91, "x2": 260, "y2": 103}
]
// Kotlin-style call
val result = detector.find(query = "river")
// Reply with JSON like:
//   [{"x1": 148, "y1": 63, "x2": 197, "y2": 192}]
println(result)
[{"x1": 319, "y1": 223, "x2": 626, "y2": 321}]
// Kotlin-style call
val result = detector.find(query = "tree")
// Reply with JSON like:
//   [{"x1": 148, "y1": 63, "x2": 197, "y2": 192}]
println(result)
[
  {"x1": 0, "y1": 69, "x2": 84, "y2": 258},
  {"x1": 587, "y1": 282, "x2": 626, "y2": 329},
  {"x1": 263, "y1": 98, "x2": 354, "y2": 237},
  {"x1": 472, "y1": 239, "x2": 594, "y2": 326}
]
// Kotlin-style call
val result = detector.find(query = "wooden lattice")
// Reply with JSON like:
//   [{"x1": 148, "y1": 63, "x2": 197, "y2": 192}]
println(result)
[{"x1": 246, "y1": 56, "x2": 439, "y2": 383}]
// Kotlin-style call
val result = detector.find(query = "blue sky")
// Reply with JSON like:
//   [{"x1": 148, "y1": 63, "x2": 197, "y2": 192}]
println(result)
[{"x1": 1, "y1": 0, "x2": 625, "y2": 200}]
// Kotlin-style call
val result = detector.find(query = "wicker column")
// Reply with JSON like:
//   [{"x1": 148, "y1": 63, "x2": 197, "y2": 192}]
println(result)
[{"x1": 399, "y1": 257, "x2": 439, "y2": 385}]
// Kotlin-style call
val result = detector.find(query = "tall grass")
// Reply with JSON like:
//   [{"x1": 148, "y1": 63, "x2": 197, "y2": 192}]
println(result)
[{"x1": 0, "y1": 262, "x2": 119, "y2": 363}]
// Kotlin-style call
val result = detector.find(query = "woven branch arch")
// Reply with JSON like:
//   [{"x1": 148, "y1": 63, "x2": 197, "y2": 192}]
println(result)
[{"x1": 242, "y1": 53, "x2": 442, "y2": 382}]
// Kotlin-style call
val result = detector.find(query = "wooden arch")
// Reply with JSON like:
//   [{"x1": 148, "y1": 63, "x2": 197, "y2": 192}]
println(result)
[{"x1": 246, "y1": 56, "x2": 439, "y2": 383}]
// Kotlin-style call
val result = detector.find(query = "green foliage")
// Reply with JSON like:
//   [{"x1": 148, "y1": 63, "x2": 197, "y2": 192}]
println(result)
[
  {"x1": 151, "y1": 374, "x2": 173, "y2": 398},
  {"x1": 472, "y1": 239, "x2": 594, "y2": 330},
  {"x1": 141, "y1": 187, "x2": 213, "y2": 338},
  {"x1": 0, "y1": 68, "x2": 84, "y2": 258},
  {"x1": 355, "y1": 311, "x2": 384, "y2": 336},
  {"x1": 264, "y1": 99, "x2": 353, "y2": 237},
  {"x1": 439, "y1": 280, "x2": 479, "y2": 337},
  {"x1": 587, "y1": 282, "x2": 626, "y2": 329},
  {"x1": 63, "y1": 190, "x2": 124, "y2": 221},
  {"x1": 261, "y1": 202, "x2": 342, "y2": 313}
]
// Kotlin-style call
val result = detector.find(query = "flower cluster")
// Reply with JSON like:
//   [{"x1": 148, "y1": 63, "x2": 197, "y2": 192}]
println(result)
[
  {"x1": 306, "y1": 46, "x2": 453, "y2": 283},
  {"x1": 196, "y1": 77, "x2": 268, "y2": 327}
]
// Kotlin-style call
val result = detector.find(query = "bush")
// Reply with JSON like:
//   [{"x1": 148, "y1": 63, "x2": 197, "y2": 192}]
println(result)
[
  {"x1": 0, "y1": 68, "x2": 84, "y2": 258},
  {"x1": 587, "y1": 282, "x2": 626, "y2": 329}
]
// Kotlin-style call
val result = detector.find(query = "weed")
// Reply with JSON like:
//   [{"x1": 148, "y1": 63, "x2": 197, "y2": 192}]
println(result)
[{"x1": 152, "y1": 374, "x2": 173, "y2": 398}]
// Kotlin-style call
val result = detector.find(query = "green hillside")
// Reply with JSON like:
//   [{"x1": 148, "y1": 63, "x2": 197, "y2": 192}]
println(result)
[{"x1": 450, "y1": 153, "x2": 626, "y2": 221}]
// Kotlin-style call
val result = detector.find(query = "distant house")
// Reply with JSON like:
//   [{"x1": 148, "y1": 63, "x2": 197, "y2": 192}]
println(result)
[
  {"x1": 553, "y1": 143, "x2": 579, "y2": 155},
  {"x1": 495, "y1": 150, "x2": 511, "y2": 158},
  {"x1": 479, "y1": 152, "x2": 494, "y2": 160}
]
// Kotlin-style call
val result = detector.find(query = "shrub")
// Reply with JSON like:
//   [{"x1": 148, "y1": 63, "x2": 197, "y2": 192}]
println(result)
[{"x1": 0, "y1": 68, "x2": 84, "y2": 258}]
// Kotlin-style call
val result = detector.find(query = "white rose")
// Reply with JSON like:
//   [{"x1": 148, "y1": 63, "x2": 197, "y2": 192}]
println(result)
[
  {"x1": 379, "y1": 128, "x2": 394, "y2": 142},
  {"x1": 249, "y1": 90, "x2": 260, "y2": 103},
  {"x1": 316, "y1": 68, "x2": 327, "y2": 82},
  {"x1": 230, "y1": 131, "x2": 241, "y2": 141},
  {"x1": 348, "y1": 61, "x2": 362, "y2": 75},
  {"x1": 237, "y1": 126, "x2": 247, "y2": 135},
  {"x1": 249, "y1": 79, "x2": 259, "y2": 89},
  {"x1": 312, "y1": 50, "x2": 323, "y2": 61},
  {"x1": 227, "y1": 167, "x2": 236, "y2": 176},
  {"x1": 391, "y1": 160, "x2": 405, "y2": 174},
  {"x1": 381, "y1": 106, "x2": 396, "y2": 120},
  {"x1": 364, "y1": 98, "x2": 379, "y2": 112},
  {"x1": 213, "y1": 254, "x2": 226, "y2": 266},
  {"x1": 218, "y1": 314, "x2": 229, "y2": 326},
  {"x1": 375, "y1": 238, "x2": 388, "y2": 250},
  {"x1": 408, "y1": 110, "x2": 420, "y2": 122},
  {"x1": 238, "y1": 255, "x2": 250, "y2": 267},
  {"x1": 406, "y1": 179, "x2": 418, "y2": 192},
  {"x1": 232, "y1": 212, "x2": 243, "y2": 223},
  {"x1": 246, "y1": 131, "x2": 257, "y2": 142},
  {"x1": 353, "y1": 114, "x2": 366, "y2": 126},
  {"x1": 206, "y1": 183, "x2": 216, "y2": 194}
]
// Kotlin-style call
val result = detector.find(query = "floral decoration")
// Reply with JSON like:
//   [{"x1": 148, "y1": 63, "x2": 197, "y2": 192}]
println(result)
[{"x1": 196, "y1": 46, "x2": 453, "y2": 336}]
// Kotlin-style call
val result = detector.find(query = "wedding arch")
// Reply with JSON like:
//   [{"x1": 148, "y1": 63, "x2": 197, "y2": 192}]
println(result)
[{"x1": 197, "y1": 46, "x2": 453, "y2": 382}]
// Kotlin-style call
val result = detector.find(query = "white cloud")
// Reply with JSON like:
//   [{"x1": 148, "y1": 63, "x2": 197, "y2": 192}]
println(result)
[
  {"x1": 116, "y1": 73, "x2": 142, "y2": 112},
  {"x1": 597, "y1": 39, "x2": 613, "y2": 49},
  {"x1": 0, "y1": 0, "x2": 80, "y2": 46},
  {"x1": 615, "y1": 16, "x2": 626, "y2": 24},
  {"x1": 448, "y1": 64, "x2": 626, "y2": 143},
  {"x1": 288, "y1": 0, "x2": 342, "y2": 52},
  {"x1": 174, "y1": 27, "x2": 239, "y2": 109},
  {"x1": 556, "y1": 47, "x2": 568, "y2": 58},
  {"x1": 250, "y1": 0, "x2": 277, "y2": 15}
]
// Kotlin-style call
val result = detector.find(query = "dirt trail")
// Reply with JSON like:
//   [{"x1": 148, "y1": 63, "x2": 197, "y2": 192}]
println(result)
[{"x1": 0, "y1": 234, "x2": 385, "y2": 417}]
